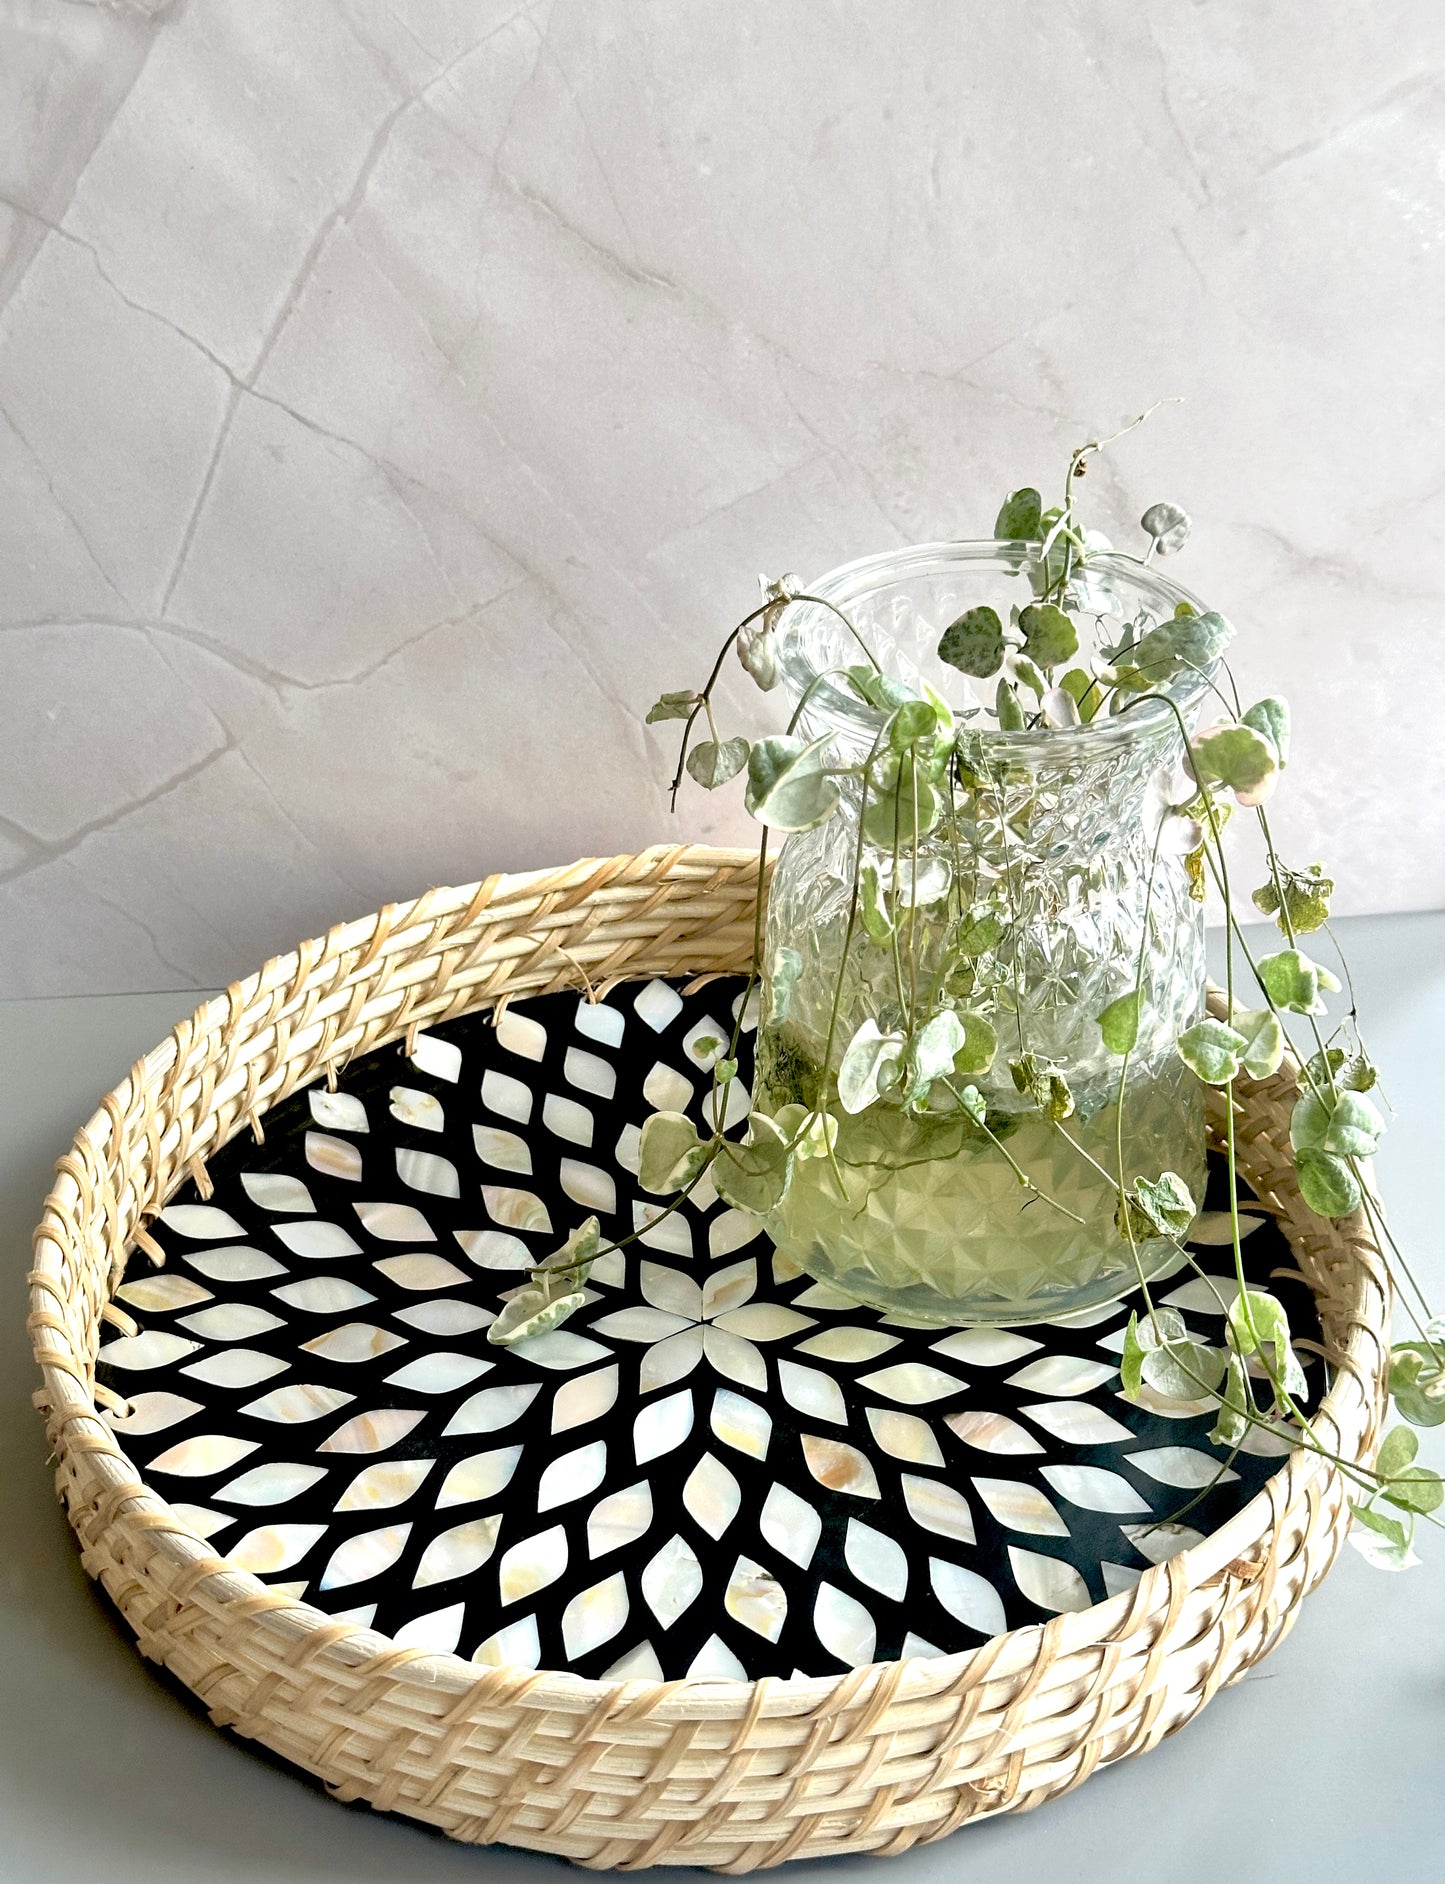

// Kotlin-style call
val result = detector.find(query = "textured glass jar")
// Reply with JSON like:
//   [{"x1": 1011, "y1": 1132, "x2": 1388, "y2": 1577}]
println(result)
[{"x1": 755, "y1": 542, "x2": 1210, "y2": 1325}]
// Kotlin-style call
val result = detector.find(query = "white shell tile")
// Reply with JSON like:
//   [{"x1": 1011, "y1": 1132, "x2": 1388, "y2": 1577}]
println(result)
[
  {"x1": 562, "y1": 1572, "x2": 629, "y2": 1658},
  {"x1": 170, "y1": 1505, "x2": 233, "y2": 1540},
  {"x1": 725, "y1": 1557, "x2": 787, "y2": 1641},
  {"x1": 482, "y1": 1069, "x2": 533, "y2": 1124},
  {"x1": 551, "y1": 1365, "x2": 620, "y2": 1433},
  {"x1": 682, "y1": 1453, "x2": 742, "y2": 1534},
  {"x1": 800, "y1": 1435, "x2": 880, "y2": 1499},
  {"x1": 777, "y1": 1359, "x2": 847, "y2": 1426},
  {"x1": 495, "y1": 1010, "x2": 547, "y2": 1063},
  {"x1": 272, "y1": 1277, "x2": 374, "y2": 1314},
  {"x1": 567, "y1": 1047, "x2": 617, "y2": 1099},
  {"x1": 1022, "y1": 1400, "x2": 1136, "y2": 1445},
  {"x1": 688, "y1": 1635, "x2": 750, "y2": 1680},
  {"x1": 229, "y1": 1524, "x2": 326, "y2": 1575},
  {"x1": 393, "y1": 1602, "x2": 465, "y2": 1655},
  {"x1": 845, "y1": 1519, "x2": 908, "y2": 1602},
  {"x1": 710, "y1": 1389, "x2": 771, "y2": 1461},
  {"x1": 701, "y1": 1327, "x2": 768, "y2": 1393},
  {"x1": 901, "y1": 1632, "x2": 948, "y2": 1660},
  {"x1": 305, "y1": 1132, "x2": 363, "y2": 1181},
  {"x1": 481, "y1": 1186, "x2": 552, "y2": 1235},
  {"x1": 973, "y1": 1477, "x2": 1070, "y2": 1537},
  {"x1": 394, "y1": 1299, "x2": 494, "y2": 1336},
  {"x1": 395, "y1": 1148, "x2": 460, "y2": 1197},
  {"x1": 498, "y1": 1525, "x2": 569, "y2": 1604},
  {"x1": 116, "y1": 1273, "x2": 212, "y2": 1313},
  {"x1": 334, "y1": 1460, "x2": 434, "y2": 1512},
  {"x1": 1008, "y1": 1547, "x2": 1093, "y2": 1613},
  {"x1": 100, "y1": 1330, "x2": 202, "y2": 1370},
  {"x1": 149, "y1": 1433, "x2": 258, "y2": 1477},
  {"x1": 384, "y1": 1351, "x2": 492, "y2": 1394},
  {"x1": 930, "y1": 1328, "x2": 1042, "y2": 1366},
  {"x1": 866, "y1": 1406, "x2": 945, "y2": 1467},
  {"x1": 641, "y1": 1061, "x2": 692, "y2": 1111},
  {"x1": 472, "y1": 1614, "x2": 541, "y2": 1670},
  {"x1": 507, "y1": 1330, "x2": 611, "y2": 1371},
  {"x1": 178, "y1": 1303, "x2": 285, "y2": 1341},
  {"x1": 759, "y1": 1483, "x2": 821, "y2": 1569},
  {"x1": 219, "y1": 1461, "x2": 327, "y2": 1506},
  {"x1": 241, "y1": 1172, "x2": 315, "y2": 1213},
  {"x1": 453, "y1": 1228, "x2": 531, "y2": 1270},
  {"x1": 635, "y1": 1388, "x2": 695, "y2": 1463},
  {"x1": 472, "y1": 1124, "x2": 533, "y2": 1174},
  {"x1": 241, "y1": 1383, "x2": 353, "y2": 1424},
  {"x1": 930, "y1": 1557, "x2": 1007, "y2": 1636},
  {"x1": 797, "y1": 1328, "x2": 900, "y2": 1364},
  {"x1": 354, "y1": 1201, "x2": 436, "y2": 1243},
  {"x1": 319, "y1": 1522, "x2": 411, "y2": 1591},
  {"x1": 105, "y1": 1391, "x2": 203, "y2": 1435},
  {"x1": 388, "y1": 1087, "x2": 444, "y2": 1133},
  {"x1": 633, "y1": 981, "x2": 684, "y2": 1031},
  {"x1": 443, "y1": 1383, "x2": 541, "y2": 1436},
  {"x1": 372, "y1": 1253, "x2": 467, "y2": 1291},
  {"x1": 574, "y1": 998, "x2": 625, "y2": 1048},
  {"x1": 813, "y1": 1582, "x2": 876, "y2": 1667},
  {"x1": 538, "y1": 1439, "x2": 608, "y2": 1512},
  {"x1": 437, "y1": 1448, "x2": 523, "y2": 1509},
  {"x1": 1042, "y1": 1464, "x2": 1151, "y2": 1514},
  {"x1": 902, "y1": 1475, "x2": 976, "y2": 1546},
  {"x1": 715, "y1": 1302, "x2": 812, "y2": 1341},
  {"x1": 588, "y1": 1481, "x2": 654, "y2": 1559},
  {"x1": 857, "y1": 1362, "x2": 965, "y2": 1405},
  {"x1": 1127, "y1": 1446, "x2": 1238, "y2": 1489},
  {"x1": 181, "y1": 1348, "x2": 287, "y2": 1387},
  {"x1": 543, "y1": 1093, "x2": 594, "y2": 1147},
  {"x1": 308, "y1": 1089, "x2": 369, "y2": 1133},
  {"x1": 160, "y1": 1205, "x2": 244, "y2": 1240},
  {"x1": 1005, "y1": 1356, "x2": 1118, "y2": 1396},
  {"x1": 416, "y1": 1516, "x2": 502, "y2": 1588},
  {"x1": 183, "y1": 1245, "x2": 287, "y2": 1282},
  {"x1": 945, "y1": 1410, "x2": 1045, "y2": 1456},
  {"x1": 559, "y1": 1158, "x2": 617, "y2": 1215},
  {"x1": 317, "y1": 1408, "x2": 426, "y2": 1454},
  {"x1": 409, "y1": 1033, "x2": 461, "y2": 1082},
  {"x1": 641, "y1": 1535, "x2": 702, "y2": 1626},
  {"x1": 273, "y1": 1219, "x2": 362, "y2": 1260},
  {"x1": 1120, "y1": 1521, "x2": 1206, "y2": 1565},
  {"x1": 300, "y1": 1323, "x2": 407, "y2": 1364}
]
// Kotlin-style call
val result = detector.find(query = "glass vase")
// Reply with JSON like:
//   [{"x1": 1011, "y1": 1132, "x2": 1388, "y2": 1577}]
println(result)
[{"x1": 755, "y1": 541, "x2": 1211, "y2": 1325}]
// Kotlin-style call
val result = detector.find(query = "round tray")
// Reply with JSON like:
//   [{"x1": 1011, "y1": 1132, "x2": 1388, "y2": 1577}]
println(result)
[{"x1": 28, "y1": 847, "x2": 1389, "y2": 1868}]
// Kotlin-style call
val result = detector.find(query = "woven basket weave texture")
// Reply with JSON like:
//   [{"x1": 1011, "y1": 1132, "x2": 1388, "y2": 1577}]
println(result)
[{"x1": 27, "y1": 845, "x2": 1389, "y2": 1869}]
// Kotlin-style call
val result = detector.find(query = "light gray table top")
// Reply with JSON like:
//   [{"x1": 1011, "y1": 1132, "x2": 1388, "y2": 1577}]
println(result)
[{"x1": 4, "y1": 913, "x2": 1443, "y2": 1883}]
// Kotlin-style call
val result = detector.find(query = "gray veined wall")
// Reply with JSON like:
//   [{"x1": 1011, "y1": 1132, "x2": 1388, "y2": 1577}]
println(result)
[{"x1": 2, "y1": 0, "x2": 1443, "y2": 994}]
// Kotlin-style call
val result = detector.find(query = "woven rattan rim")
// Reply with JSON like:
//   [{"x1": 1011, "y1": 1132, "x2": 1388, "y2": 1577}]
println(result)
[{"x1": 27, "y1": 844, "x2": 1389, "y2": 1869}]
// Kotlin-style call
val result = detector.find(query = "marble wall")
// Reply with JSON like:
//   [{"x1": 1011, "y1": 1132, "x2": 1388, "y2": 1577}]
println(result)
[{"x1": 3, "y1": 0, "x2": 1443, "y2": 995}]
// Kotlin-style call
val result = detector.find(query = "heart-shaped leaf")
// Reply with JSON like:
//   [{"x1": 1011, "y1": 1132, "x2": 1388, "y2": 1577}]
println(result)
[
  {"x1": 736, "y1": 620, "x2": 780, "y2": 691},
  {"x1": 1018, "y1": 602, "x2": 1079, "y2": 669},
  {"x1": 1295, "y1": 1147, "x2": 1361, "y2": 1219},
  {"x1": 938, "y1": 605, "x2": 1005, "y2": 679},
  {"x1": 1190, "y1": 721, "x2": 1279, "y2": 801},
  {"x1": 837, "y1": 1019, "x2": 906, "y2": 1114},
  {"x1": 712, "y1": 1114, "x2": 790, "y2": 1215},
  {"x1": 1176, "y1": 1016, "x2": 1248, "y2": 1084},
  {"x1": 1242, "y1": 695, "x2": 1290, "y2": 767},
  {"x1": 1141, "y1": 501, "x2": 1191, "y2": 554},
  {"x1": 905, "y1": 1010, "x2": 967, "y2": 1099},
  {"x1": 1098, "y1": 989, "x2": 1144, "y2": 1055},
  {"x1": 1389, "y1": 1343, "x2": 1445, "y2": 1427},
  {"x1": 766, "y1": 946, "x2": 803, "y2": 1026},
  {"x1": 861, "y1": 768, "x2": 939, "y2": 848},
  {"x1": 1252, "y1": 863, "x2": 1332, "y2": 935},
  {"x1": 686, "y1": 736, "x2": 750, "y2": 789},
  {"x1": 994, "y1": 487, "x2": 1043, "y2": 540},
  {"x1": 1257, "y1": 947, "x2": 1340, "y2": 1015},
  {"x1": 1231, "y1": 1007, "x2": 1285, "y2": 1079},
  {"x1": 646, "y1": 690, "x2": 698, "y2": 724},
  {"x1": 638, "y1": 1111, "x2": 713, "y2": 1195},
  {"x1": 994, "y1": 677, "x2": 1026, "y2": 730},
  {"x1": 745, "y1": 734, "x2": 841, "y2": 832}
]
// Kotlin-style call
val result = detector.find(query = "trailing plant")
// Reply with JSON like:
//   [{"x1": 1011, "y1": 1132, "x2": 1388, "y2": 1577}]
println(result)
[{"x1": 491, "y1": 406, "x2": 1442, "y2": 1567}]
